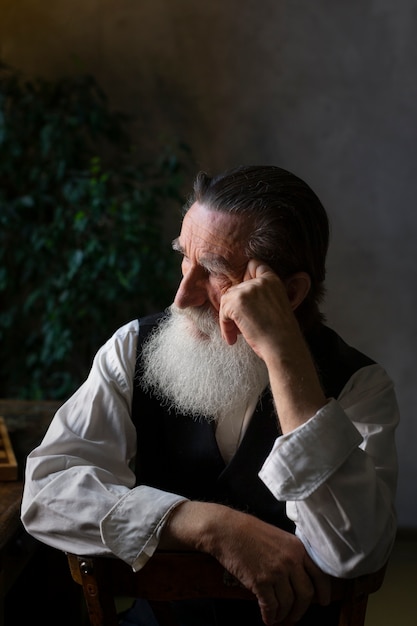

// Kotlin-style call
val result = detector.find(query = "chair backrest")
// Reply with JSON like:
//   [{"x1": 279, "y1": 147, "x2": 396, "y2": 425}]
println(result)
[{"x1": 67, "y1": 551, "x2": 387, "y2": 626}]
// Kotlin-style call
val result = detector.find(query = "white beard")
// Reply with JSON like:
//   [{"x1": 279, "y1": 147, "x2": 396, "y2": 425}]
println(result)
[{"x1": 139, "y1": 304, "x2": 269, "y2": 421}]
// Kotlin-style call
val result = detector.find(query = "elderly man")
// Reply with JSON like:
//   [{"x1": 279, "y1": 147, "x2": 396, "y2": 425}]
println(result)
[{"x1": 21, "y1": 165, "x2": 399, "y2": 626}]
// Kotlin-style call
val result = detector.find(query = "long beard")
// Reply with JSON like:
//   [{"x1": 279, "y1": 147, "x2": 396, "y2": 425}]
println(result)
[{"x1": 139, "y1": 304, "x2": 269, "y2": 421}]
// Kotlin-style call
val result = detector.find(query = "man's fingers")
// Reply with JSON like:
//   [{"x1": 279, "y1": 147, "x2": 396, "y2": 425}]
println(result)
[
  {"x1": 219, "y1": 316, "x2": 240, "y2": 345},
  {"x1": 244, "y1": 258, "x2": 275, "y2": 281},
  {"x1": 256, "y1": 587, "x2": 281, "y2": 626},
  {"x1": 283, "y1": 573, "x2": 315, "y2": 623},
  {"x1": 256, "y1": 578, "x2": 296, "y2": 625},
  {"x1": 218, "y1": 286, "x2": 243, "y2": 344},
  {"x1": 256, "y1": 568, "x2": 317, "y2": 625}
]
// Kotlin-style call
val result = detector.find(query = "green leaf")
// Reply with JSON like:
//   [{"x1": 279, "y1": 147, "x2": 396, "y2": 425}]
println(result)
[{"x1": 0, "y1": 61, "x2": 190, "y2": 399}]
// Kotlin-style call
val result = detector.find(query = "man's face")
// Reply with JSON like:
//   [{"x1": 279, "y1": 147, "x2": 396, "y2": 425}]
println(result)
[
  {"x1": 139, "y1": 203, "x2": 268, "y2": 420},
  {"x1": 172, "y1": 202, "x2": 251, "y2": 318}
]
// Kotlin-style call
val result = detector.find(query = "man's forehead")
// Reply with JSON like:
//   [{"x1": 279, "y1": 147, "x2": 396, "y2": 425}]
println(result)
[
  {"x1": 173, "y1": 203, "x2": 250, "y2": 270},
  {"x1": 172, "y1": 237, "x2": 236, "y2": 273},
  {"x1": 179, "y1": 203, "x2": 248, "y2": 248}
]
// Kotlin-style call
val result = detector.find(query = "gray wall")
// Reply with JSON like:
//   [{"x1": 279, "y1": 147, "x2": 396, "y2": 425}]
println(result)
[{"x1": 1, "y1": 0, "x2": 416, "y2": 528}]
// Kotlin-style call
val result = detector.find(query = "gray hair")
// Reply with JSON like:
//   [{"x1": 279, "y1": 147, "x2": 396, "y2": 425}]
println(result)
[{"x1": 188, "y1": 165, "x2": 330, "y2": 328}]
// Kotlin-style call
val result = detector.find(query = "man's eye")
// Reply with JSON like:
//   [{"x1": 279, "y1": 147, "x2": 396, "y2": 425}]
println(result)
[{"x1": 205, "y1": 266, "x2": 225, "y2": 278}]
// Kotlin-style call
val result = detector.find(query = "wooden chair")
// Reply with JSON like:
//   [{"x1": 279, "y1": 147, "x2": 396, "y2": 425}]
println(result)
[{"x1": 67, "y1": 551, "x2": 387, "y2": 626}]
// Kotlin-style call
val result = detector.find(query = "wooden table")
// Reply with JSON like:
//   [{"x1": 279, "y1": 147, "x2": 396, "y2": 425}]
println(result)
[
  {"x1": 0, "y1": 399, "x2": 61, "y2": 481},
  {"x1": 0, "y1": 482, "x2": 23, "y2": 551},
  {"x1": 0, "y1": 399, "x2": 60, "y2": 623},
  {"x1": 0, "y1": 400, "x2": 82, "y2": 626},
  {"x1": 0, "y1": 480, "x2": 36, "y2": 626}
]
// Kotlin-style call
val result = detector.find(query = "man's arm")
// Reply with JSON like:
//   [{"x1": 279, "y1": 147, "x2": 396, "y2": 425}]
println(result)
[
  {"x1": 21, "y1": 321, "x2": 186, "y2": 565},
  {"x1": 217, "y1": 259, "x2": 398, "y2": 577},
  {"x1": 218, "y1": 260, "x2": 327, "y2": 433},
  {"x1": 159, "y1": 500, "x2": 331, "y2": 626},
  {"x1": 260, "y1": 366, "x2": 399, "y2": 577}
]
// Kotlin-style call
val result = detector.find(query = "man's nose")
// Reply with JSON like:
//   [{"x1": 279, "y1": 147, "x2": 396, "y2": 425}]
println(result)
[{"x1": 174, "y1": 266, "x2": 208, "y2": 309}]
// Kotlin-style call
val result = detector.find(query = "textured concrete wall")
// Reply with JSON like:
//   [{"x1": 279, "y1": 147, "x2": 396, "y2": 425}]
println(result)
[{"x1": 1, "y1": 0, "x2": 416, "y2": 527}]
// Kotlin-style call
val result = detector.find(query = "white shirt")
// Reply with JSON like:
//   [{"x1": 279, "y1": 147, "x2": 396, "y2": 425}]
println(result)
[{"x1": 21, "y1": 319, "x2": 399, "y2": 578}]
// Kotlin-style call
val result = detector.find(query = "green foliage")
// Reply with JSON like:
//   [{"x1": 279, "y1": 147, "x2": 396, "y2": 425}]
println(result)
[{"x1": 0, "y1": 63, "x2": 188, "y2": 400}]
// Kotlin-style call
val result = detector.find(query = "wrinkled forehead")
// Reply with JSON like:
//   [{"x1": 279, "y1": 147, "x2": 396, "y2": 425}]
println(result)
[{"x1": 177, "y1": 202, "x2": 251, "y2": 264}]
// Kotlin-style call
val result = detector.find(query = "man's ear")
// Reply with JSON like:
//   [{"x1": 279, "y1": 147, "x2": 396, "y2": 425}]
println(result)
[{"x1": 284, "y1": 272, "x2": 311, "y2": 311}]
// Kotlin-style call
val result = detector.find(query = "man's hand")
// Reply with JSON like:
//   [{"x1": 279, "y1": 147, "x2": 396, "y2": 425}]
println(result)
[
  {"x1": 209, "y1": 506, "x2": 331, "y2": 625},
  {"x1": 160, "y1": 501, "x2": 331, "y2": 625},
  {"x1": 219, "y1": 259, "x2": 297, "y2": 354},
  {"x1": 218, "y1": 259, "x2": 327, "y2": 433}
]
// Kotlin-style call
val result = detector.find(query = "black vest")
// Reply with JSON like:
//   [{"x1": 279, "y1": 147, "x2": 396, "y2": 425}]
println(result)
[{"x1": 131, "y1": 311, "x2": 374, "y2": 533}]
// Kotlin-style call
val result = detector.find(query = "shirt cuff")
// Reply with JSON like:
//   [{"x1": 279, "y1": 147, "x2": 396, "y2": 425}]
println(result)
[
  {"x1": 100, "y1": 485, "x2": 187, "y2": 571},
  {"x1": 259, "y1": 399, "x2": 363, "y2": 500}
]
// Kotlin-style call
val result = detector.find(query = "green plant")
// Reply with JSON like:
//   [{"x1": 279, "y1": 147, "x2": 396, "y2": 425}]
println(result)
[{"x1": 0, "y1": 63, "x2": 189, "y2": 400}]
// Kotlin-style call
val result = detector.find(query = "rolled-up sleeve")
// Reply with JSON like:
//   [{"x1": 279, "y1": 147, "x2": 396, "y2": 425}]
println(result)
[
  {"x1": 100, "y1": 486, "x2": 186, "y2": 571},
  {"x1": 259, "y1": 364, "x2": 399, "y2": 577},
  {"x1": 21, "y1": 319, "x2": 187, "y2": 570},
  {"x1": 260, "y1": 399, "x2": 363, "y2": 500}
]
